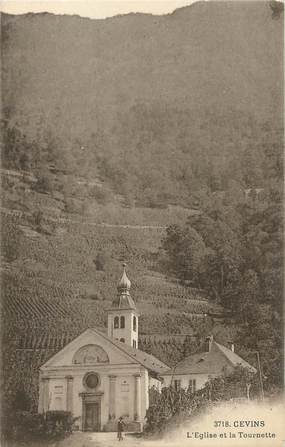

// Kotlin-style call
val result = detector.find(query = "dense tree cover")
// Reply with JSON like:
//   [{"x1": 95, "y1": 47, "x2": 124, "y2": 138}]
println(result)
[
  {"x1": 2, "y1": 112, "x2": 283, "y2": 210},
  {"x1": 161, "y1": 173, "x2": 283, "y2": 390},
  {"x1": 2, "y1": 1, "x2": 283, "y2": 207}
]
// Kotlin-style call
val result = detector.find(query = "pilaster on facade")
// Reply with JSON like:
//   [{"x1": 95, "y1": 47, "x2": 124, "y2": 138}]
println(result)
[
  {"x1": 42, "y1": 377, "x2": 50, "y2": 412},
  {"x1": 65, "y1": 375, "x2": 73, "y2": 413},
  {"x1": 134, "y1": 373, "x2": 142, "y2": 422},
  {"x1": 108, "y1": 375, "x2": 117, "y2": 420}
]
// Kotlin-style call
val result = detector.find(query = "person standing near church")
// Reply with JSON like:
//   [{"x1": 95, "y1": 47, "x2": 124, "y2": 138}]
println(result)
[{"x1": 117, "y1": 416, "x2": 125, "y2": 441}]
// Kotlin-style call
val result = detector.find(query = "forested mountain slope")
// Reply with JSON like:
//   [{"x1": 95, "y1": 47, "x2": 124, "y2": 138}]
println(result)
[{"x1": 2, "y1": 2, "x2": 283, "y2": 207}]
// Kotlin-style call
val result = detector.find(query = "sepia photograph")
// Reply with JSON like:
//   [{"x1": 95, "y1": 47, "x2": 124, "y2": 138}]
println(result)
[{"x1": 1, "y1": 0, "x2": 284, "y2": 446}]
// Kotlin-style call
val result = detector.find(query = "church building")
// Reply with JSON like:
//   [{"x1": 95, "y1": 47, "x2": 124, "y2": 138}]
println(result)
[{"x1": 38, "y1": 264, "x2": 170, "y2": 432}]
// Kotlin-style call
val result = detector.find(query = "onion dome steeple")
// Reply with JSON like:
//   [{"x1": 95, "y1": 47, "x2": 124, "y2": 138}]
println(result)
[
  {"x1": 110, "y1": 263, "x2": 136, "y2": 310},
  {"x1": 117, "y1": 263, "x2": 131, "y2": 295}
]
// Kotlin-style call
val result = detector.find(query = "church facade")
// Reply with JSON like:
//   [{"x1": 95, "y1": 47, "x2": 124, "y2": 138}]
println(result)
[{"x1": 38, "y1": 265, "x2": 170, "y2": 431}]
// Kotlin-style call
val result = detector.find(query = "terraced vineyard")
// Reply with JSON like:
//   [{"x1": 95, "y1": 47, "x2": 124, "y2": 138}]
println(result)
[
  {"x1": 2, "y1": 199, "x2": 229, "y2": 412},
  {"x1": 2, "y1": 207, "x2": 224, "y2": 338}
]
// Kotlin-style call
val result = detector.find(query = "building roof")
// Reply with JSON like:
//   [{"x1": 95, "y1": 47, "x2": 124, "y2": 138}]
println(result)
[
  {"x1": 108, "y1": 293, "x2": 137, "y2": 311},
  {"x1": 163, "y1": 340, "x2": 256, "y2": 376},
  {"x1": 91, "y1": 328, "x2": 170, "y2": 375}
]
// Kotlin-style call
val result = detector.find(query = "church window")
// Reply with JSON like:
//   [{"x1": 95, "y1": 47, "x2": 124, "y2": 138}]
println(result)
[
  {"x1": 83, "y1": 372, "x2": 100, "y2": 390},
  {"x1": 73, "y1": 344, "x2": 109, "y2": 364},
  {"x1": 120, "y1": 338, "x2": 125, "y2": 343},
  {"x1": 133, "y1": 340, "x2": 137, "y2": 348},
  {"x1": 133, "y1": 316, "x2": 137, "y2": 332},
  {"x1": 189, "y1": 379, "x2": 196, "y2": 393},
  {"x1": 114, "y1": 316, "x2": 119, "y2": 328},
  {"x1": 121, "y1": 381, "x2": 129, "y2": 392},
  {"x1": 120, "y1": 316, "x2": 125, "y2": 328}
]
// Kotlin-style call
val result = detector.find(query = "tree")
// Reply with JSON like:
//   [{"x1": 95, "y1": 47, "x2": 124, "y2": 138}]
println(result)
[
  {"x1": 161, "y1": 224, "x2": 207, "y2": 284},
  {"x1": 33, "y1": 169, "x2": 53, "y2": 194},
  {"x1": 182, "y1": 335, "x2": 198, "y2": 357},
  {"x1": 161, "y1": 181, "x2": 282, "y2": 393},
  {"x1": 2, "y1": 221, "x2": 21, "y2": 262},
  {"x1": 145, "y1": 366, "x2": 259, "y2": 436},
  {"x1": 162, "y1": 208, "x2": 243, "y2": 303},
  {"x1": 203, "y1": 366, "x2": 259, "y2": 402}
]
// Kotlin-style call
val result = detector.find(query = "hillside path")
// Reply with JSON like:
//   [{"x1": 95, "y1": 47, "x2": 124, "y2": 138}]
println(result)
[{"x1": 0, "y1": 206, "x2": 167, "y2": 229}]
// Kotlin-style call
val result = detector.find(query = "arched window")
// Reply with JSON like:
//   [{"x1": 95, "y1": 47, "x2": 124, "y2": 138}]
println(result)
[
  {"x1": 120, "y1": 316, "x2": 125, "y2": 329},
  {"x1": 114, "y1": 316, "x2": 119, "y2": 329},
  {"x1": 133, "y1": 316, "x2": 137, "y2": 332},
  {"x1": 73, "y1": 345, "x2": 109, "y2": 364},
  {"x1": 120, "y1": 338, "x2": 125, "y2": 343}
]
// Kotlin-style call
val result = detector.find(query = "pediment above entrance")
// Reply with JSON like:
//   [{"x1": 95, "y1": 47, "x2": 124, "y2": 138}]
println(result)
[{"x1": 41, "y1": 328, "x2": 139, "y2": 369}]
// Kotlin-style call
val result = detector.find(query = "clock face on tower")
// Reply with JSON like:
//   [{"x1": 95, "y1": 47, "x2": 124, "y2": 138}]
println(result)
[{"x1": 73, "y1": 344, "x2": 109, "y2": 364}]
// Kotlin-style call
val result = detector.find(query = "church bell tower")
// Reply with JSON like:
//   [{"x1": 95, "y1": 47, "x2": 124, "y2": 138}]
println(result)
[{"x1": 107, "y1": 263, "x2": 139, "y2": 349}]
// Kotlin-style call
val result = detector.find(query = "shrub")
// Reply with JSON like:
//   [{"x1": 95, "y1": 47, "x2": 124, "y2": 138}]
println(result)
[
  {"x1": 64, "y1": 197, "x2": 86, "y2": 214},
  {"x1": 88, "y1": 185, "x2": 112, "y2": 205},
  {"x1": 44, "y1": 410, "x2": 75, "y2": 438},
  {"x1": 2, "y1": 411, "x2": 44, "y2": 441},
  {"x1": 1, "y1": 222, "x2": 21, "y2": 262},
  {"x1": 94, "y1": 252, "x2": 110, "y2": 271},
  {"x1": 145, "y1": 367, "x2": 259, "y2": 436},
  {"x1": 2, "y1": 410, "x2": 77, "y2": 442},
  {"x1": 32, "y1": 209, "x2": 44, "y2": 227},
  {"x1": 34, "y1": 174, "x2": 53, "y2": 194}
]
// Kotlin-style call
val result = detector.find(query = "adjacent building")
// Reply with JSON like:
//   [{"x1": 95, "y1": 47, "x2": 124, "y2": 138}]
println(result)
[{"x1": 161, "y1": 335, "x2": 256, "y2": 392}]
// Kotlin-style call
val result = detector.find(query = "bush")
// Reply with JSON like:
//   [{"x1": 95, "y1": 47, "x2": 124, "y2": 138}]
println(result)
[
  {"x1": 2, "y1": 411, "x2": 44, "y2": 441},
  {"x1": 88, "y1": 185, "x2": 112, "y2": 205},
  {"x1": 45, "y1": 410, "x2": 75, "y2": 438},
  {"x1": 2, "y1": 410, "x2": 77, "y2": 442},
  {"x1": 34, "y1": 174, "x2": 53, "y2": 194},
  {"x1": 1, "y1": 222, "x2": 21, "y2": 262},
  {"x1": 94, "y1": 252, "x2": 110, "y2": 271},
  {"x1": 144, "y1": 367, "x2": 259, "y2": 436},
  {"x1": 64, "y1": 197, "x2": 86, "y2": 214}
]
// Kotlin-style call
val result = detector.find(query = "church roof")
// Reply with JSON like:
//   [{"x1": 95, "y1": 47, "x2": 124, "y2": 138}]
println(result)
[
  {"x1": 162, "y1": 340, "x2": 256, "y2": 376},
  {"x1": 109, "y1": 293, "x2": 137, "y2": 311},
  {"x1": 91, "y1": 328, "x2": 170, "y2": 375}
]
